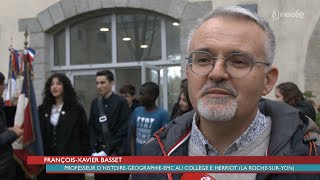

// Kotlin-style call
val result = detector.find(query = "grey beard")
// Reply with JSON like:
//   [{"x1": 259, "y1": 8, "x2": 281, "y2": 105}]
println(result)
[{"x1": 197, "y1": 96, "x2": 237, "y2": 122}]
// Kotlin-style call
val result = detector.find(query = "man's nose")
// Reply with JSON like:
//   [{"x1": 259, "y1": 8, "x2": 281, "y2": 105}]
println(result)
[{"x1": 207, "y1": 59, "x2": 229, "y2": 81}]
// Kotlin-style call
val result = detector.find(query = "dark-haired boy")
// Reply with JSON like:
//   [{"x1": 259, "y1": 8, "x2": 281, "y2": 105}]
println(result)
[
  {"x1": 89, "y1": 70, "x2": 129, "y2": 180},
  {"x1": 119, "y1": 84, "x2": 140, "y2": 113},
  {"x1": 130, "y1": 82, "x2": 169, "y2": 155}
]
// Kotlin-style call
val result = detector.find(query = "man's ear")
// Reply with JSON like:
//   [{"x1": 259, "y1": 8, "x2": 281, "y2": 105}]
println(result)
[{"x1": 262, "y1": 66, "x2": 279, "y2": 96}]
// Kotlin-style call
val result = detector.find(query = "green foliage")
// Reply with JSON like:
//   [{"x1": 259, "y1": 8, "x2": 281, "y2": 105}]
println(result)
[
  {"x1": 316, "y1": 113, "x2": 320, "y2": 128},
  {"x1": 303, "y1": 90, "x2": 316, "y2": 101}
]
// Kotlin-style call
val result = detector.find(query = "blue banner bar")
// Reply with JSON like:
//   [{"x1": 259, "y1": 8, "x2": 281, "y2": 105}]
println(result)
[{"x1": 46, "y1": 164, "x2": 320, "y2": 173}]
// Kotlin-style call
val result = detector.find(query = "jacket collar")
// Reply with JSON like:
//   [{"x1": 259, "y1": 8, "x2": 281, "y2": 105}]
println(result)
[
  {"x1": 258, "y1": 100, "x2": 308, "y2": 155},
  {"x1": 44, "y1": 104, "x2": 75, "y2": 140},
  {"x1": 157, "y1": 111, "x2": 194, "y2": 155},
  {"x1": 156, "y1": 99, "x2": 310, "y2": 156}
]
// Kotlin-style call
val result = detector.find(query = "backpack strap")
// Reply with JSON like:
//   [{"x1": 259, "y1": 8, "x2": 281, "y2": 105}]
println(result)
[
  {"x1": 98, "y1": 96, "x2": 112, "y2": 154},
  {"x1": 303, "y1": 131, "x2": 318, "y2": 156}
]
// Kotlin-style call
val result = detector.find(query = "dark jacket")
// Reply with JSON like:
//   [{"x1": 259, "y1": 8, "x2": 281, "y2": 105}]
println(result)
[
  {"x1": 0, "y1": 98, "x2": 4, "y2": 109},
  {"x1": 89, "y1": 93, "x2": 129, "y2": 155},
  {"x1": 38, "y1": 103, "x2": 90, "y2": 156},
  {"x1": 130, "y1": 99, "x2": 141, "y2": 114},
  {"x1": 132, "y1": 100, "x2": 320, "y2": 180},
  {"x1": 0, "y1": 109, "x2": 17, "y2": 175},
  {"x1": 296, "y1": 100, "x2": 316, "y2": 121}
]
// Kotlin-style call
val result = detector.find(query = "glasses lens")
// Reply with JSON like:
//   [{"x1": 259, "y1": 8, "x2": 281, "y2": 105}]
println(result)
[
  {"x1": 189, "y1": 52, "x2": 214, "y2": 76},
  {"x1": 226, "y1": 53, "x2": 253, "y2": 78},
  {"x1": 188, "y1": 52, "x2": 256, "y2": 78}
]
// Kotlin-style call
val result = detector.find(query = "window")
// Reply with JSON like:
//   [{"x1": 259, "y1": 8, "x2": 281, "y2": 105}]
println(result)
[
  {"x1": 52, "y1": 9, "x2": 181, "y2": 112},
  {"x1": 73, "y1": 75, "x2": 97, "y2": 115},
  {"x1": 70, "y1": 16, "x2": 112, "y2": 65},
  {"x1": 166, "y1": 19, "x2": 181, "y2": 61},
  {"x1": 117, "y1": 13, "x2": 161, "y2": 62},
  {"x1": 54, "y1": 29, "x2": 66, "y2": 66},
  {"x1": 54, "y1": 10, "x2": 180, "y2": 66},
  {"x1": 115, "y1": 68, "x2": 142, "y2": 93}
]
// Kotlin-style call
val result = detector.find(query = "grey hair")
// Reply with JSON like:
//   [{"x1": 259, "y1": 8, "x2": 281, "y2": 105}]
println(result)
[{"x1": 187, "y1": 6, "x2": 276, "y2": 65}]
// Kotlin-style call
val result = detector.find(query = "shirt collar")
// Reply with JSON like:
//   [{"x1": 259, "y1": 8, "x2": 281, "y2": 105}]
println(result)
[
  {"x1": 52, "y1": 104, "x2": 63, "y2": 112},
  {"x1": 189, "y1": 110, "x2": 269, "y2": 155}
]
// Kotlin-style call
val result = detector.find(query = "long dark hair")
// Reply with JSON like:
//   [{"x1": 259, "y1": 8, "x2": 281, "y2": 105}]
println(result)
[
  {"x1": 42, "y1": 73, "x2": 78, "y2": 110},
  {"x1": 172, "y1": 84, "x2": 192, "y2": 119},
  {"x1": 276, "y1": 82, "x2": 303, "y2": 107},
  {"x1": 180, "y1": 87, "x2": 192, "y2": 112}
]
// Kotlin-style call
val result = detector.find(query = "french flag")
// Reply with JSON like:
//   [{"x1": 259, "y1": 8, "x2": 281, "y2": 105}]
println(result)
[
  {"x1": 5, "y1": 49, "x2": 20, "y2": 106},
  {"x1": 12, "y1": 49, "x2": 44, "y2": 178},
  {"x1": 27, "y1": 48, "x2": 35, "y2": 64}
]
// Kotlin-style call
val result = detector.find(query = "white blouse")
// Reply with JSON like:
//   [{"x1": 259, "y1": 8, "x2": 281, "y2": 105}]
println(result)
[{"x1": 50, "y1": 104, "x2": 63, "y2": 126}]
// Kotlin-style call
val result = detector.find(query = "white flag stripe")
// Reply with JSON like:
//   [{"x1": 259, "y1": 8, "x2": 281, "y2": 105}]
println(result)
[
  {"x1": 14, "y1": 94, "x2": 29, "y2": 126},
  {"x1": 12, "y1": 94, "x2": 29, "y2": 150}
]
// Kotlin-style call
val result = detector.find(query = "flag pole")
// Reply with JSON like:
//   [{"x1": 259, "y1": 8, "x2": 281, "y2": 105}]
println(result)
[
  {"x1": 13, "y1": 30, "x2": 44, "y2": 179},
  {"x1": 23, "y1": 31, "x2": 33, "y2": 143},
  {"x1": 24, "y1": 31, "x2": 28, "y2": 48},
  {"x1": 7, "y1": 37, "x2": 14, "y2": 106},
  {"x1": 24, "y1": 30, "x2": 28, "y2": 72},
  {"x1": 24, "y1": 31, "x2": 31, "y2": 82},
  {"x1": 23, "y1": 31, "x2": 28, "y2": 107},
  {"x1": 24, "y1": 31, "x2": 34, "y2": 80}
]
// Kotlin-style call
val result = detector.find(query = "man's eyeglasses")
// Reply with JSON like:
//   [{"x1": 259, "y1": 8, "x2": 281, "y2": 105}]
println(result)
[{"x1": 186, "y1": 51, "x2": 270, "y2": 78}]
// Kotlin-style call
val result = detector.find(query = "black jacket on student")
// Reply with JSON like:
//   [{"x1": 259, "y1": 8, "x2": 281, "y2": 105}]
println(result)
[{"x1": 89, "y1": 93, "x2": 129, "y2": 155}]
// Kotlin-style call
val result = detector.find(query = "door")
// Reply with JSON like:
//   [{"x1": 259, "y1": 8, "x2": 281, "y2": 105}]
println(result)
[
  {"x1": 141, "y1": 63, "x2": 163, "y2": 108},
  {"x1": 141, "y1": 63, "x2": 160, "y2": 84}
]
